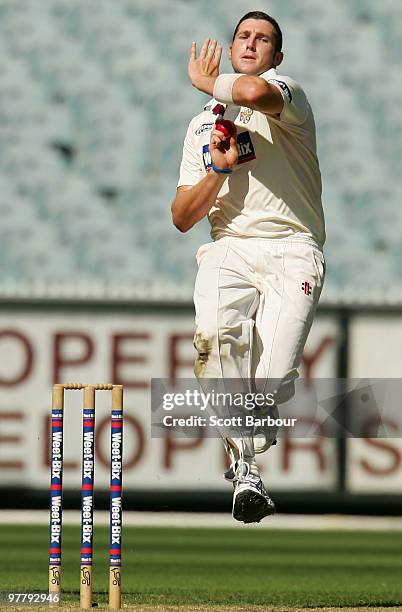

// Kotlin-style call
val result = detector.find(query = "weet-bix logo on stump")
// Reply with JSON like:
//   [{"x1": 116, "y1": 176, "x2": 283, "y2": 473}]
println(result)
[{"x1": 202, "y1": 131, "x2": 256, "y2": 171}]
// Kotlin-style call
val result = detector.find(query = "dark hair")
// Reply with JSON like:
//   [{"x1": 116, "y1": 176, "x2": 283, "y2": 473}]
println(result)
[{"x1": 232, "y1": 11, "x2": 282, "y2": 53}]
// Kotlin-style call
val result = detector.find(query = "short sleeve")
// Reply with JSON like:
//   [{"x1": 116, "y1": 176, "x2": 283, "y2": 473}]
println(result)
[
  {"x1": 261, "y1": 72, "x2": 309, "y2": 126},
  {"x1": 177, "y1": 120, "x2": 203, "y2": 187}
]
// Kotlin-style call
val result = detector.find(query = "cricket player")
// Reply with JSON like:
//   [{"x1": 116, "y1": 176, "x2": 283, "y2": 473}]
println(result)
[{"x1": 171, "y1": 12, "x2": 325, "y2": 523}]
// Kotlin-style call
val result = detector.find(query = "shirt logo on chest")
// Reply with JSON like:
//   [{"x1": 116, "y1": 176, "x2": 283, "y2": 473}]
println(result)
[
  {"x1": 202, "y1": 144, "x2": 212, "y2": 171},
  {"x1": 195, "y1": 122, "x2": 214, "y2": 135},
  {"x1": 240, "y1": 107, "x2": 253, "y2": 124},
  {"x1": 202, "y1": 131, "x2": 256, "y2": 171},
  {"x1": 237, "y1": 131, "x2": 256, "y2": 164}
]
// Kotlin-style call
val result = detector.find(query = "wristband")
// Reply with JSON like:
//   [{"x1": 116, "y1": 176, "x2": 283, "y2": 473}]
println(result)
[
  {"x1": 211, "y1": 164, "x2": 233, "y2": 174},
  {"x1": 213, "y1": 74, "x2": 242, "y2": 105}
]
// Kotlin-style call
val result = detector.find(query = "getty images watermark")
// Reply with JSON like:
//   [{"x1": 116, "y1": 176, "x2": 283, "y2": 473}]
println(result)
[
  {"x1": 161, "y1": 388, "x2": 297, "y2": 430},
  {"x1": 152, "y1": 378, "x2": 302, "y2": 439},
  {"x1": 151, "y1": 378, "x2": 402, "y2": 439}
]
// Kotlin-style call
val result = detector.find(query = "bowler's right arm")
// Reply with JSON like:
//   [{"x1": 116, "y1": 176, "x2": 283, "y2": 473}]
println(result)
[
  {"x1": 171, "y1": 173, "x2": 226, "y2": 233},
  {"x1": 172, "y1": 123, "x2": 238, "y2": 233}
]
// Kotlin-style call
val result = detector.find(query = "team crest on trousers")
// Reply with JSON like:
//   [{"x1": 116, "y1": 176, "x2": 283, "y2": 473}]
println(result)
[
  {"x1": 302, "y1": 281, "x2": 312, "y2": 296},
  {"x1": 240, "y1": 107, "x2": 253, "y2": 124}
]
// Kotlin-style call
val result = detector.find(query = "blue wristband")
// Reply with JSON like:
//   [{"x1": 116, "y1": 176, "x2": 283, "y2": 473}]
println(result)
[{"x1": 211, "y1": 164, "x2": 233, "y2": 175}]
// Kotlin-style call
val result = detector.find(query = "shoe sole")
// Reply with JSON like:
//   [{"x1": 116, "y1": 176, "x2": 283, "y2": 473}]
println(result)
[{"x1": 233, "y1": 489, "x2": 275, "y2": 524}]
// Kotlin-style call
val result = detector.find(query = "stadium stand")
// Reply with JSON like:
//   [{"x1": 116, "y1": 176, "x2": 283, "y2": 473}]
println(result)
[{"x1": 0, "y1": 0, "x2": 401, "y2": 302}]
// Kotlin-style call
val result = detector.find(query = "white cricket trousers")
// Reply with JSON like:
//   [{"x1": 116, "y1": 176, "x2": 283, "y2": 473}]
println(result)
[{"x1": 193, "y1": 236, "x2": 325, "y2": 463}]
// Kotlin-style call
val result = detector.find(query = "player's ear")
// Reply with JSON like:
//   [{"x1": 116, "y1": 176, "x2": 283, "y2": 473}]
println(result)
[
  {"x1": 273, "y1": 51, "x2": 284, "y2": 68},
  {"x1": 228, "y1": 45, "x2": 232, "y2": 61}
]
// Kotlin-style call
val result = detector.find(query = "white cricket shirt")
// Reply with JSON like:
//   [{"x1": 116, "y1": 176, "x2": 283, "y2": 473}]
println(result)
[{"x1": 178, "y1": 68, "x2": 325, "y2": 246}]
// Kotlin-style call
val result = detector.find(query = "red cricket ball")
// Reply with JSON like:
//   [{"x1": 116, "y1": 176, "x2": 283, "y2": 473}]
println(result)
[{"x1": 215, "y1": 119, "x2": 236, "y2": 140}]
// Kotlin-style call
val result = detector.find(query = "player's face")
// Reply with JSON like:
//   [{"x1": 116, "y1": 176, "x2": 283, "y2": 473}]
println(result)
[{"x1": 229, "y1": 19, "x2": 283, "y2": 76}]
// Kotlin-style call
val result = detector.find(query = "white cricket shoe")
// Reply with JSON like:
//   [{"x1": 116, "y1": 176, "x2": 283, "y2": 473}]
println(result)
[{"x1": 232, "y1": 463, "x2": 275, "y2": 524}]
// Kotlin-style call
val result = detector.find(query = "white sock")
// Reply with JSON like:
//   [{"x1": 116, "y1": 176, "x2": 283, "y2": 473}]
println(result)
[
  {"x1": 229, "y1": 436, "x2": 260, "y2": 477},
  {"x1": 245, "y1": 455, "x2": 260, "y2": 477}
]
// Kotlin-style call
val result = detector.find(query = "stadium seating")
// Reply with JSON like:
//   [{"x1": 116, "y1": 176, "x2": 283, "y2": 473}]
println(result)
[{"x1": 0, "y1": 0, "x2": 400, "y2": 302}]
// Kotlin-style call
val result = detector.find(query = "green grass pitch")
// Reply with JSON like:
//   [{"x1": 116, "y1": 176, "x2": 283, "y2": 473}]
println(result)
[{"x1": 1, "y1": 524, "x2": 401, "y2": 608}]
